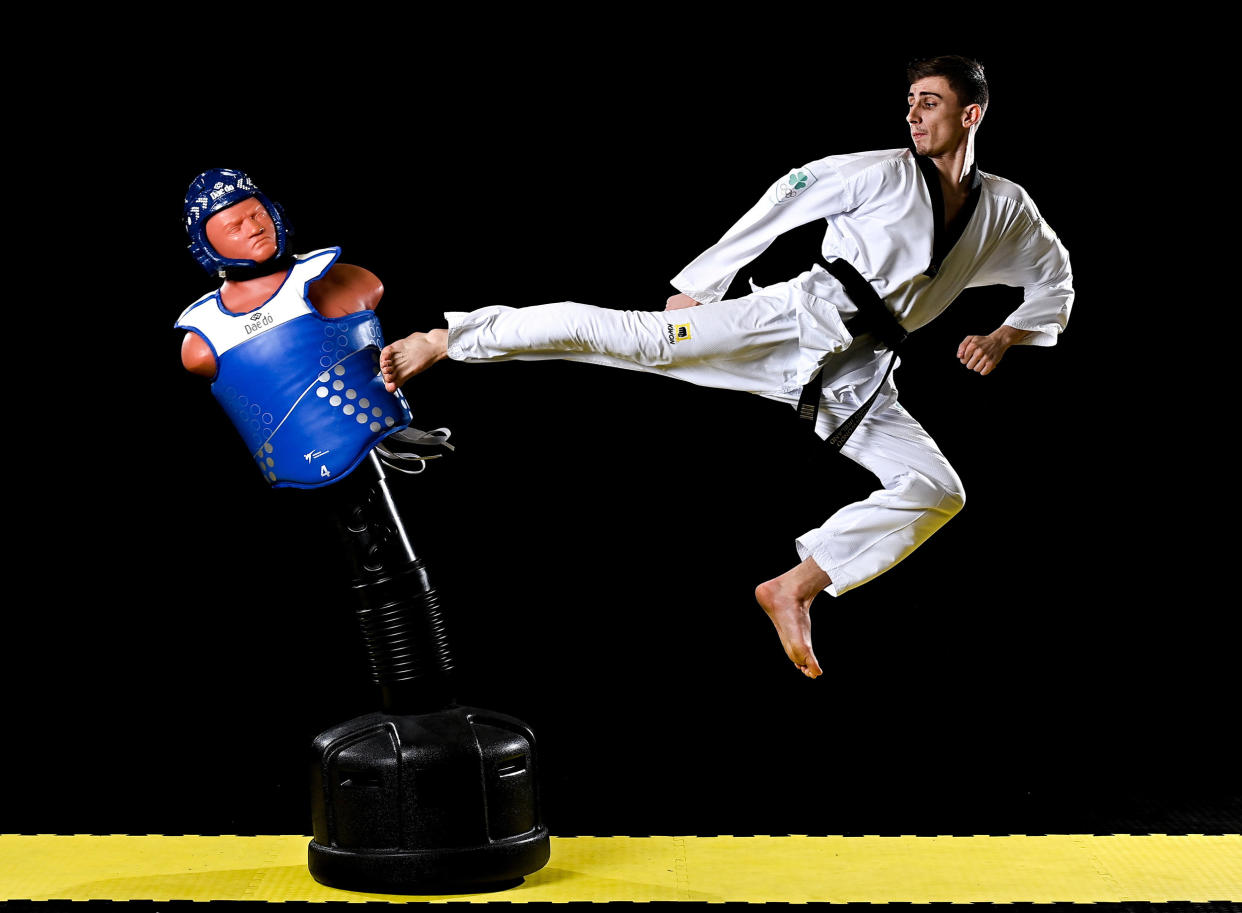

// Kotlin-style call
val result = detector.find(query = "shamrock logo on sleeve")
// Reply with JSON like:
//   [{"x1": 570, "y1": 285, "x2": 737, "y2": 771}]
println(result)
[{"x1": 774, "y1": 168, "x2": 816, "y2": 203}]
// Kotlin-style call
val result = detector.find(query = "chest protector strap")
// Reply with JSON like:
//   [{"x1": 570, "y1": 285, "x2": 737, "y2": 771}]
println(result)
[{"x1": 798, "y1": 258, "x2": 909, "y2": 451}]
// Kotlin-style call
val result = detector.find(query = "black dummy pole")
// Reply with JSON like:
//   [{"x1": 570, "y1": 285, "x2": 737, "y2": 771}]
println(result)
[{"x1": 333, "y1": 452, "x2": 455, "y2": 714}]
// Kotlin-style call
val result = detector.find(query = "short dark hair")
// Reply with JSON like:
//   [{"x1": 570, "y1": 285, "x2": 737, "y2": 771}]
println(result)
[{"x1": 906, "y1": 55, "x2": 989, "y2": 112}]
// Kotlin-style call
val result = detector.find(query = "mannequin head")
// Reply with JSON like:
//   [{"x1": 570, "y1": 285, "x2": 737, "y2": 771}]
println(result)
[
  {"x1": 184, "y1": 167, "x2": 291, "y2": 277},
  {"x1": 204, "y1": 196, "x2": 280, "y2": 264}
]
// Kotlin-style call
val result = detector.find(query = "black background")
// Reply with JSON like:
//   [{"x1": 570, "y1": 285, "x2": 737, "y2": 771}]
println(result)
[{"x1": 8, "y1": 27, "x2": 1233, "y2": 840}]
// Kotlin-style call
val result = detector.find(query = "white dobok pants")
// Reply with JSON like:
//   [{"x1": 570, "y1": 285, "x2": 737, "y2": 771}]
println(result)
[{"x1": 444, "y1": 292, "x2": 964, "y2": 596}]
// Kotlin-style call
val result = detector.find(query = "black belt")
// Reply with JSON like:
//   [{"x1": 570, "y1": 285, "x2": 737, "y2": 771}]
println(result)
[{"x1": 797, "y1": 258, "x2": 908, "y2": 451}]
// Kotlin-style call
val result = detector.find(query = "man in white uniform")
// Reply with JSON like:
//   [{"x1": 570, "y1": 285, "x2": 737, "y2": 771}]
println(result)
[{"x1": 380, "y1": 56, "x2": 1073, "y2": 680}]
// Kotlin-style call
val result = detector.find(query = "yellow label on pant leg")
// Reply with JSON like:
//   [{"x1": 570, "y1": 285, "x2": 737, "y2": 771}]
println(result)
[{"x1": 667, "y1": 322, "x2": 692, "y2": 343}]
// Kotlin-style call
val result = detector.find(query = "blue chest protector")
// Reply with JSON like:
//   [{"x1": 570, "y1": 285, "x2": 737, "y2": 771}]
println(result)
[{"x1": 176, "y1": 247, "x2": 412, "y2": 488}]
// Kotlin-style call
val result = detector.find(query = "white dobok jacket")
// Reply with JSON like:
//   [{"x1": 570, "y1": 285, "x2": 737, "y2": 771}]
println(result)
[{"x1": 669, "y1": 147, "x2": 1074, "y2": 403}]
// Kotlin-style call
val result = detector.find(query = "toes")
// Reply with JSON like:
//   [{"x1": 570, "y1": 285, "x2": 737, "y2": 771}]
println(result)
[{"x1": 804, "y1": 653, "x2": 823, "y2": 678}]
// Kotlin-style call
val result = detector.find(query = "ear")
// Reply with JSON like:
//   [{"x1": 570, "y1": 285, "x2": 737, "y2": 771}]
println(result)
[{"x1": 962, "y1": 103, "x2": 984, "y2": 128}]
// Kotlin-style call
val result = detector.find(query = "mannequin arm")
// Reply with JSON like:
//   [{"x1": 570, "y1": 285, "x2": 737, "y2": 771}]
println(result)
[{"x1": 309, "y1": 263, "x2": 384, "y2": 317}]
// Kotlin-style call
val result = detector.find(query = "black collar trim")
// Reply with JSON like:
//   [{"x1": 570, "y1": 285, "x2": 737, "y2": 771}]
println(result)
[
  {"x1": 220, "y1": 251, "x2": 296, "y2": 282},
  {"x1": 914, "y1": 154, "x2": 983, "y2": 278}
]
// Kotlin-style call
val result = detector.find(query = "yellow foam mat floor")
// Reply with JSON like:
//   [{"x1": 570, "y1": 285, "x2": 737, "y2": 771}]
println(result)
[{"x1": 2, "y1": 834, "x2": 1240, "y2": 903}]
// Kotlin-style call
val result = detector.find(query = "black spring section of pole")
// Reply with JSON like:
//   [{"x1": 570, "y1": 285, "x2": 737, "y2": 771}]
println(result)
[{"x1": 352, "y1": 562, "x2": 456, "y2": 713}]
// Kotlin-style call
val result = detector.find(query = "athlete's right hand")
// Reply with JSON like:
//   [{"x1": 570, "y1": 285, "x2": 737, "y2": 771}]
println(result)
[{"x1": 665, "y1": 293, "x2": 702, "y2": 311}]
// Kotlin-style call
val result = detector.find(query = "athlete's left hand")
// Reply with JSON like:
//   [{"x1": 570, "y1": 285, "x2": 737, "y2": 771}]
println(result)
[
  {"x1": 665, "y1": 293, "x2": 702, "y2": 311},
  {"x1": 956, "y1": 333, "x2": 1008, "y2": 375},
  {"x1": 957, "y1": 325, "x2": 1033, "y2": 376}
]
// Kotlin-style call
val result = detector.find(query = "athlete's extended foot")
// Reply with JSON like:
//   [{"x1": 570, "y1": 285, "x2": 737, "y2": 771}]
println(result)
[
  {"x1": 754, "y1": 558, "x2": 830, "y2": 678},
  {"x1": 380, "y1": 329, "x2": 449, "y2": 392}
]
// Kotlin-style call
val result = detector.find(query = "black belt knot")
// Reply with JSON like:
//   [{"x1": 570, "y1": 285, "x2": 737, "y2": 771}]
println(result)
[{"x1": 797, "y1": 258, "x2": 908, "y2": 452}]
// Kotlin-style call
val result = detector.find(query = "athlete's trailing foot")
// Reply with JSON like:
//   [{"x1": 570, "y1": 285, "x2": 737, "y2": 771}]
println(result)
[{"x1": 755, "y1": 557, "x2": 830, "y2": 679}]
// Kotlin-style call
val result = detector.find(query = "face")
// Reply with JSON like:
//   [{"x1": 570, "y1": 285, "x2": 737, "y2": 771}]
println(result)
[
  {"x1": 906, "y1": 76, "x2": 980, "y2": 157},
  {"x1": 204, "y1": 197, "x2": 278, "y2": 263}
]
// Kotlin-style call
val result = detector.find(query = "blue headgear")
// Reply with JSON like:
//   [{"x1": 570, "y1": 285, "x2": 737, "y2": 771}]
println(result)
[{"x1": 184, "y1": 168, "x2": 292, "y2": 276}]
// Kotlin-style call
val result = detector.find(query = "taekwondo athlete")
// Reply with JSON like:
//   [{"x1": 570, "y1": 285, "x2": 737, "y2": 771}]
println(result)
[{"x1": 378, "y1": 56, "x2": 1074, "y2": 680}]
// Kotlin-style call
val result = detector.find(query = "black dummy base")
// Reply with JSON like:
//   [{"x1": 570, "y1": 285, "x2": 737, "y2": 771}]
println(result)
[
  {"x1": 308, "y1": 452, "x2": 549, "y2": 892},
  {"x1": 309, "y1": 706, "x2": 550, "y2": 893}
]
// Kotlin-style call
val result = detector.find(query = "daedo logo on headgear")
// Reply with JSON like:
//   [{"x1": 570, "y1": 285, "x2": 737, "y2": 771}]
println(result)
[
  {"x1": 186, "y1": 175, "x2": 260, "y2": 227},
  {"x1": 245, "y1": 312, "x2": 275, "y2": 336},
  {"x1": 208, "y1": 175, "x2": 255, "y2": 204}
]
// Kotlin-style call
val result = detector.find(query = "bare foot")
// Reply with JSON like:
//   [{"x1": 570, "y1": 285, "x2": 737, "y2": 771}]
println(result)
[
  {"x1": 755, "y1": 560, "x2": 829, "y2": 678},
  {"x1": 380, "y1": 329, "x2": 448, "y2": 392}
]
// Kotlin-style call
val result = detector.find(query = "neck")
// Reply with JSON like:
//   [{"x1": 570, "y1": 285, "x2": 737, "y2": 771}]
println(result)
[
  {"x1": 218, "y1": 267, "x2": 292, "y2": 314},
  {"x1": 928, "y1": 128, "x2": 976, "y2": 190}
]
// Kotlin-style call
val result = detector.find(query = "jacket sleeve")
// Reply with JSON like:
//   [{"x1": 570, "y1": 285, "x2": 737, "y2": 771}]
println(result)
[
  {"x1": 669, "y1": 157, "x2": 853, "y2": 304},
  {"x1": 976, "y1": 208, "x2": 1074, "y2": 347}
]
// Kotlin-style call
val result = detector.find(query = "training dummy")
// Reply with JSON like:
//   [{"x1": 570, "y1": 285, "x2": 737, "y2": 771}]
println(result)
[{"x1": 174, "y1": 168, "x2": 549, "y2": 893}]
